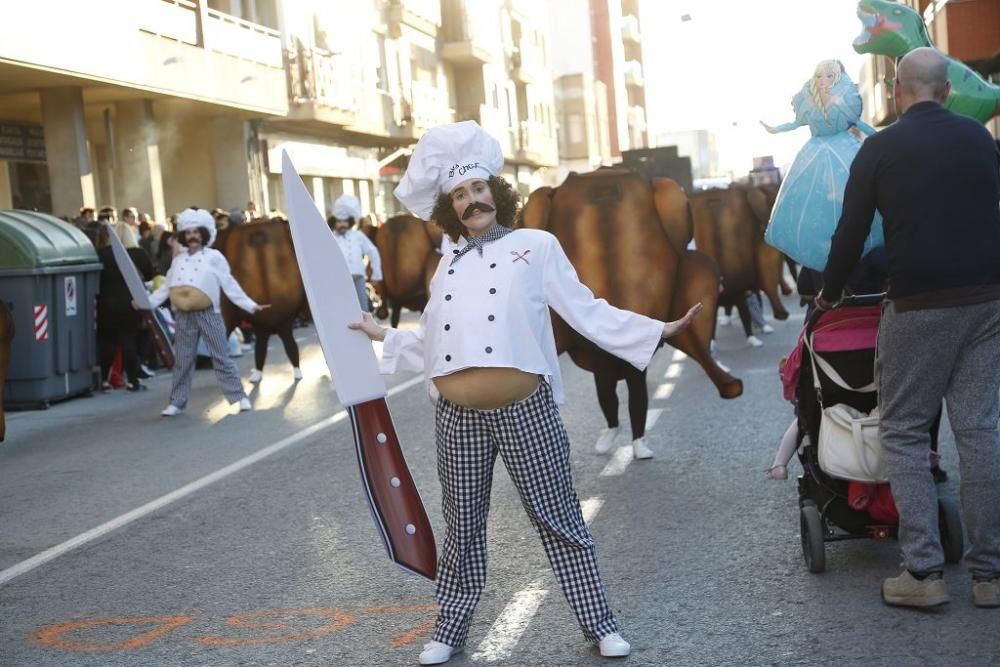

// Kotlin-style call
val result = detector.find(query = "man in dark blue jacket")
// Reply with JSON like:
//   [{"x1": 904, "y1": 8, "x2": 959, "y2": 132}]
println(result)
[{"x1": 819, "y1": 47, "x2": 1000, "y2": 609}]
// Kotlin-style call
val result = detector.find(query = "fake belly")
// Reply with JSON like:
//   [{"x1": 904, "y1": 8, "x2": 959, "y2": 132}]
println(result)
[
  {"x1": 169, "y1": 286, "x2": 212, "y2": 311},
  {"x1": 433, "y1": 367, "x2": 540, "y2": 410}
]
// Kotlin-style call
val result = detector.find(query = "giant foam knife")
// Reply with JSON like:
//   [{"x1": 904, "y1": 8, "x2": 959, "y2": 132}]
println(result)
[
  {"x1": 107, "y1": 225, "x2": 175, "y2": 370},
  {"x1": 281, "y1": 151, "x2": 436, "y2": 580}
]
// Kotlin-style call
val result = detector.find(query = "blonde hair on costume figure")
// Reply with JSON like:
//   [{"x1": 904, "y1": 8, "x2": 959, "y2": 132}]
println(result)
[{"x1": 809, "y1": 59, "x2": 845, "y2": 121}]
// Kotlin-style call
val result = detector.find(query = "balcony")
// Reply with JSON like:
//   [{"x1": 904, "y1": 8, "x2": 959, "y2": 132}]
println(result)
[
  {"x1": 0, "y1": 0, "x2": 287, "y2": 115},
  {"x1": 509, "y1": 43, "x2": 543, "y2": 84},
  {"x1": 623, "y1": 60, "x2": 644, "y2": 88},
  {"x1": 285, "y1": 44, "x2": 361, "y2": 126},
  {"x1": 516, "y1": 119, "x2": 558, "y2": 167},
  {"x1": 441, "y1": 0, "x2": 494, "y2": 65},
  {"x1": 387, "y1": 0, "x2": 441, "y2": 37},
  {"x1": 408, "y1": 81, "x2": 454, "y2": 132},
  {"x1": 621, "y1": 15, "x2": 641, "y2": 44}
]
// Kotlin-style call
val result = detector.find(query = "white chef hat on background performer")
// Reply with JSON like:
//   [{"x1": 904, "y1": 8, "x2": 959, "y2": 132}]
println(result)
[
  {"x1": 394, "y1": 120, "x2": 504, "y2": 220},
  {"x1": 176, "y1": 208, "x2": 217, "y2": 247},
  {"x1": 332, "y1": 194, "x2": 363, "y2": 222}
]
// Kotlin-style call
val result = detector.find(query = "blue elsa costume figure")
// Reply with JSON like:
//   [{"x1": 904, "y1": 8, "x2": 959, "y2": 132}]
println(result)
[{"x1": 762, "y1": 59, "x2": 884, "y2": 271}]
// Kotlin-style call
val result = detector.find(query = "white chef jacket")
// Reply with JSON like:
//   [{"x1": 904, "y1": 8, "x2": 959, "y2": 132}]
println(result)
[
  {"x1": 333, "y1": 229, "x2": 383, "y2": 281},
  {"x1": 380, "y1": 228, "x2": 665, "y2": 404},
  {"x1": 149, "y1": 247, "x2": 259, "y2": 314}
]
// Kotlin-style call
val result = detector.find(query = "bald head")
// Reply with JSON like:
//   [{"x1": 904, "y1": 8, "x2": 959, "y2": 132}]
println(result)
[{"x1": 896, "y1": 47, "x2": 950, "y2": 107}]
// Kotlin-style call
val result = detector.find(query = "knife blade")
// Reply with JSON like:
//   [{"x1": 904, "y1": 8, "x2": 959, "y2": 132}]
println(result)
[
  {"x1": 282, "y1": 151, "x2": 437, "y2": 580},
  {"x1": 108, "y1": 225, "x2": 151, "y2": 310},
  {"x1": 108, "y1": 224, "x2": 174, "y2": 369}
]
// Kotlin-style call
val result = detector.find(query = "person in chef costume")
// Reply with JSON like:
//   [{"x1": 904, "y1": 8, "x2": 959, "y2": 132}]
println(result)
[
  {"x1": 147, "y1": 208, "x2": 268, "y2": 416},
  {"x1": 328, "y1": 193, "x2": 383, "y2": 311},
  {"x1": 349, "y1": 121, "x2": 703, "y2": 664}
]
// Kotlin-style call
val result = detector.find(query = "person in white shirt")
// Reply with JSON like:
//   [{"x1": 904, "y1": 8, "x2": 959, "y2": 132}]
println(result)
[
  {"x1": 349, "y1": 121, "x2": 702, "y2": 665},
  {"x1": 328, "y1": 194, "x2": 383, "y2": 311},
  {"x1": 147, "y1": 209, "x2": 269, "y2": 417}
]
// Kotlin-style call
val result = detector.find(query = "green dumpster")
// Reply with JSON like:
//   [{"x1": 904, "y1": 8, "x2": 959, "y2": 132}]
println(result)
[{"x1": 0, "y1": 210, "x2": 102, "y2": 408}]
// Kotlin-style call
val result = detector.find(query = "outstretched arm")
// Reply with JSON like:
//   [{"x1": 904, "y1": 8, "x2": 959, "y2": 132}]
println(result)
[{"x1": 760, "y1": 119, "x2": 804, "y2": 134}]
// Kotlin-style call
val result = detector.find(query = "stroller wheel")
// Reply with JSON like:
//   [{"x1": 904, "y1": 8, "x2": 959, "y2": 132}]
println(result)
[
  {"x1": 800, "y1": 502, "x2": 826, "y2": 574},
  {"x1": 938, "y1": 497, "x2": 964, "y2": 564}
]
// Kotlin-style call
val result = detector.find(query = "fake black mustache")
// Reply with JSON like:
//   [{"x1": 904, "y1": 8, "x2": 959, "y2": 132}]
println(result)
[{"x1": 462, "y1": 202, "x2": 495, "y2": 220}]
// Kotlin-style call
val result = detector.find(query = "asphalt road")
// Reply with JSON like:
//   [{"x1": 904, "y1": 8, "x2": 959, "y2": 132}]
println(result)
[{"x1": 1, "y1": 298, "x2": 996, "y2": 667}]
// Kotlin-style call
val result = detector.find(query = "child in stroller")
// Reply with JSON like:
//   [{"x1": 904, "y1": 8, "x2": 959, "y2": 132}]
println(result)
[{"x1": 771, "y1": 294, "x2": 963, "y2": 572}]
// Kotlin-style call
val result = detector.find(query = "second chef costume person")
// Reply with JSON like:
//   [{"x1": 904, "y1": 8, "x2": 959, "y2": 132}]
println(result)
[
  {"x1": 148, "y1": 208, "x2": 269, "y2": 416},
  {"x1": 349, "y1": 121, "x2": 702, "y2": 665},
  {"x1": 328, "y1": 194, "x2": 383, "y2": 311}
]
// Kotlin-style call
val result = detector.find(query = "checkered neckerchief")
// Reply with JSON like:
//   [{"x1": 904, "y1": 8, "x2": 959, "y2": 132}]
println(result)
[{"x1": 449, "y1": 224, "x2": 511, "y2": 266}]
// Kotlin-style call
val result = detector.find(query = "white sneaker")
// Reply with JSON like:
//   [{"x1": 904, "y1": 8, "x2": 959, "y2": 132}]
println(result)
[
  {"x1": 594, "y1": 426, "x2": 619, "y2": 454},
  {"x1": 632, "y1": 437, "x2": 654, "y2": 460},
  {"x1": 161, "y1": 405, "x2": 184, "y2": 417},
  {"x1": 239, "y1": 397, "x2": 252, "y2": 412},
  {"x1": 598, "y1": 632, "x2": 631, "y2": 657},
  {"x1": 249, "y1": 369, "x2": 263, "y2": 384},
  {"x1": 746, "y1": 335, "x2": 764, "y2": 348},
  {"x1": 718, "y1": 313, "x2": 731, "y2": 326},
  {"x1": 292, "y1": 367, "x2": 303, "y2": 380},
  {"x1": 761, "y1": 323, "x2": 775, "y2": 334},
  {"x1": 419, "y1": 641, "x2": 462, "y2": 665}
]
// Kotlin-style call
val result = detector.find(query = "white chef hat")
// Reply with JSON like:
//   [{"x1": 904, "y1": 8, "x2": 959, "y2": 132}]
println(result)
[
  {"x1": 394, "y1": 120, "x2": 504, "y2": 220},
  {"x1": 176, "y1": 208, "x2": 217, "y2": 247},
  {"x1": 332, "y1": 194, "x2": 363, "y2": 221}
]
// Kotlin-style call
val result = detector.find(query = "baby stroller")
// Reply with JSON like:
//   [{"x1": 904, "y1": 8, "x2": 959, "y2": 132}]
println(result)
[{"x1": 790, "y1": 294, "x2": 964, "y2": 573}]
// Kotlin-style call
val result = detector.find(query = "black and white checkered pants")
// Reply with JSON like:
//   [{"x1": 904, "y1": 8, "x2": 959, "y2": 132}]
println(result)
[
  {"x1": 169, "y1": 308, "x2": 246, "y2": 408},
  {"x1": 432, "y1": 379, "x2": 619, "y2": 647}
]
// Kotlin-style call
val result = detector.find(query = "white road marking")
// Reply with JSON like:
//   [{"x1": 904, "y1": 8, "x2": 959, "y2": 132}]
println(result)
[
  {"x1": 646, "y1": 409, "x2": 663, "y2": 430},
  {"x1": 580, "y1": 496, "x2": 604, "y2": 525},
  {"x1": 653, "y1": 383, "x2": 675, "y2": 400},
  {"x1": 0, "y1": 374, "x2": 425, "y2": 588},
  {"x1": 664, "y1": 363, "x2": 683, "y2": 379},
  {"x1": 471, "y1": 580, "x2": 550, "y2": 662},
  {"x1": 472, "y1": 496, "x2": 603, "y2": 661},
  {"x1": 671, "y1": 349, "x2": 688, "y2": 362},
  {"x1": 600, "y1": 446, "x2": 633, "y2": 477}
]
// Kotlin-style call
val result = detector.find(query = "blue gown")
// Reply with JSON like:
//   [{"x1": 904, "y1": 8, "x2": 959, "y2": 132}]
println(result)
[{"x1": 764, "y1": 77, "x2": 884, "y2": 271}]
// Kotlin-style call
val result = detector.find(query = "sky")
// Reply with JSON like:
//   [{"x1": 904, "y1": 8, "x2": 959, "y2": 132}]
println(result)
[{"x1": 641, "y1": 0, "x2": 870, "y2": 177}]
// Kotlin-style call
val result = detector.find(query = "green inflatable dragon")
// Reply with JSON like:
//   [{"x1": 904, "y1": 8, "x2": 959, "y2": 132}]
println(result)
[{"x1": 854, "y1": 0, "x2": 1000, "y2": 123}]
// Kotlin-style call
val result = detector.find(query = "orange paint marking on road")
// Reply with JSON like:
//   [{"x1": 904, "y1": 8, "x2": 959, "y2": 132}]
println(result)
[
  {"x1": 196, "y1": 608, "x2": 354, "y2": 646},
  {"x1": 34, "y1": 615, "x2": 196, "y2": 652},
  {"x1": 361, "y1": 604, "x2": 436, "y2": 647}
]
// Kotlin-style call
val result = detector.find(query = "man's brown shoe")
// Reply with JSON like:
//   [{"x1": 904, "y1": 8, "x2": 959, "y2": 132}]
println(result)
[
  {"x1": 973, "y1": 578, "x2": 1000, "y2": 608},
  {"x1": 881, "y1": 570, "x2": 949, "y2": 608}
]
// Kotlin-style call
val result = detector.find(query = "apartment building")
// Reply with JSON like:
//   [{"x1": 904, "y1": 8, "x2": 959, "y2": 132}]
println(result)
[
  {"x1": 547, "y1": 0, "x2": 648, "y2": 178},
  {"x1": 0, "y1": 0, "x2": 287, "y2": 220},
  {"x1": 441, "y1": 0, "x2": 560, "y2": 195},
  {"x1": 858, "y1": 0, "x2": 999, "y2": 136},
  {"x1": 0, "y1": 0, "x2": 559, "y2": 221}
]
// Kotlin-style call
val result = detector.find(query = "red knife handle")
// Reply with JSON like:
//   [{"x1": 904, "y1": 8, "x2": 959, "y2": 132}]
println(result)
[
  {"x1": 349, "y1": 398, "x2": 437, "y2": 580},
  {"x1": 141, "y1": 310, "x2": 175, "y2": 370}
]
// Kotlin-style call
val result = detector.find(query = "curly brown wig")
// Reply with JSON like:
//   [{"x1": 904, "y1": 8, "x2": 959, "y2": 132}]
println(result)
[{"x1": 430, "y1": 176, "x2": 520, "y2": 242}]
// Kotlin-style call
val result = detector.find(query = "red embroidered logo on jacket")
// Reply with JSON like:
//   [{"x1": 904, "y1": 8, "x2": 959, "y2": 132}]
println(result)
[{"x1": 511, "y1": 250, "x2": 531, "y2": 264}]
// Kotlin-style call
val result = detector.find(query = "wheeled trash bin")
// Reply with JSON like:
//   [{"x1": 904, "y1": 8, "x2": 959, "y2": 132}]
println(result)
[{"x1": 0, "y1": 210, "x2": 102, "y2": 408}]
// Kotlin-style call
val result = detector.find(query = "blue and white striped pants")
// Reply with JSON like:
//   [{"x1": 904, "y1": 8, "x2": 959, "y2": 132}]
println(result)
[{"x1": 169, "y1": 309, "x2": 246, "y2": 408}]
